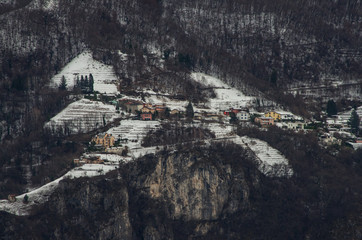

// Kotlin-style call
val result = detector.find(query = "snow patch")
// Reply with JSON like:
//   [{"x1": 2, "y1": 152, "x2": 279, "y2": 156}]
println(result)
[
  {"x1": 51, "y1": 51, "x2": 119, "y2": 94},
  {"x1": 236, "y1": 136, "x2": 293, "y2": 177},
  {"x1": 107, "y1": 119, "x2": 161, "y2": 149},
  {"x1": 191, "y1": 72, "x2": 255, "y2": 111},
  {"x1": 201, "y1": 122, "x2": 293, "y2": 177},
  {"x1": 44, "y1": 98, "x2": 120, "y2": 134}
]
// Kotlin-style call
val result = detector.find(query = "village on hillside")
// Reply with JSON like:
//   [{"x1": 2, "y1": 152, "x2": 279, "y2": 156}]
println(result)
[
  {"x1": 2, "y1": 52, "x2": 360, "y2": 215},
  {"x1": 81, "y1": 93, "x2": 362, "y2": 161}
]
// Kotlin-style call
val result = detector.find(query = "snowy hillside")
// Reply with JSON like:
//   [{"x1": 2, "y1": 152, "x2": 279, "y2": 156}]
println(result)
[
  {"x1": 236, "y1": 136, "x2": 294, "y2": 177},
  {"x1": 51, "y1": 51, "x2": 119, "y2": 94},
  {"x1": 45, "y1": 99, "x2": 120, "y2": 134},
  {"x1": 191, "y1": 72, "x2": 255, "y2": 111},
  {"x1": 107, "y1": 119, "x2": 161, "y2": 149},
  {"x1": 199, "y1": 122, "x2": 293, "y2": 177}
]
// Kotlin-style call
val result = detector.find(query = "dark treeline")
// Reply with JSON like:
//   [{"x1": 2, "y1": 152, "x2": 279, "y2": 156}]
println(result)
[
  {"x1": 237, "y1": 126, "x2": 362, "y2": 239},
  {"x1": 142, "y1": 122, "x2": 215, "y2": 147}
]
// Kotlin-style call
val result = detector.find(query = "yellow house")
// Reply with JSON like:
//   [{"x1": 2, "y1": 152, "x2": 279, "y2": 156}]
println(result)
[
  {"x1": 92, "y1": 133, "x2": 115, "y2": 149},
  {"x1": 265, "y1": 111, "x2": 281, "y2": 121}
]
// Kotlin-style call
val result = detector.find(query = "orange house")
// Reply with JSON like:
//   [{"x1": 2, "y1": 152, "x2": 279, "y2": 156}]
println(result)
[{"x1": 92, "y1": 133, "x2": 115, "y2": 149}]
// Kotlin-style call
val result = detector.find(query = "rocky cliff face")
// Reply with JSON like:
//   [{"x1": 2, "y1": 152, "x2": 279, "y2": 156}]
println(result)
[
  {"x1": 129, "y1": 147, "x2": 256, "y2": 222},
  {"x1": 1, "y1": 142, "x2": 361, "y2": 239},
  {"x1": 0, "y1": 144, "x2": 262, "y2": 239}
]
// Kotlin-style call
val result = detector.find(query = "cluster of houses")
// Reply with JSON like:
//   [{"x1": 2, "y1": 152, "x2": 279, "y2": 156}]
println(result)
[
  {"x1": 119, "y1": 99, "x2": 175, "y2": 120},
  {"x1": 223, "y1": 108, "x2": 305, "y2": 129},
  {"x1": 119, "y1": 98, "x2": 307, "y2": 130},
  {"x1": 326, "y1": 107, "x2": 362, "y2": 132}
]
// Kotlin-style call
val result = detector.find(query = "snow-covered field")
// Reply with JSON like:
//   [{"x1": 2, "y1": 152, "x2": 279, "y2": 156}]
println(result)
[
  {"x1": 202, "y1": 122, "x2": 293, "y2": 177},
  {"x1": 236, "y1": 136, "x2": 293, "y2": 177},
  {"x1": 145, "y1": 95, "x2": 189, "y2": 111},
  {"x1": 0, "y1": 164, "x2": 117, "y2": 216},
  {"x1": 51, "y1": 51, "x2": 119, "y2": 94},
  {"x1": 45, "y1": 99, "x2": 120, "y2": 134},
  {"x1": 144, "y1": 72, "x2": 256, "y2": 114},
  {"x1": 107, "y1": 119, "x2": 161, "y2": 149},
  {"x1": 191, "y1": 72, "x2": 255, "y2": 111}
]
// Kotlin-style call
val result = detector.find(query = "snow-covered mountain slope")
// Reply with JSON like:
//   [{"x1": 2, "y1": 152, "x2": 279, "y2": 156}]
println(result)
[
  {"x1": 145, "y1": 72, "x2": 261, "y2": 113},
  {"x1": 51, "y1": 51, "x2": 119, "y2": 94},
  {"x1": 191, "y1": 72, "x2": 256, "y2": 111},
  {"x1": 44, "y1": 98, "x2": 120, "y2": 134},
  {"x1": 236, "y1": 136, "x2": 293, "y2": 177},
  {"x1": 200, "y1": 122, "x2": 293, "y2": 177}
]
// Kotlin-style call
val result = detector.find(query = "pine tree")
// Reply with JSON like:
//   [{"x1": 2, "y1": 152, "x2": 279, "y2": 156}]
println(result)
[
  {"x1": 165, "y1": 107, "x2": 170, "y2": 118},
  {"x1": 89, "y1": 73, "x2": 94, "y2": 92},
  {"x1": 229, "y1": 112, "x2": 237, "y2": 124},
  {"x1": 59, "y1": 75, "x2": 67, "y2": 91},
  {"x1": 84, "y1": 75, "x2": 89, "y2": 92},
  {"x1": 80, "y1": 75, "x2": 85, "y2": 89},
  {"x1": 75, "y1": 75, "x2": 80, "y2": 90},
  {"x1": 348, "y1": 109, "x2": 360, "y2": 135},
  {"x1": 186, "y1": 101, "x2": 194, "y2": 119},
  {"x1": 326, "y1": 100, "x2": 337, "y2": 116},
  {"x1": 103, "y1": 114, "x2": 106, "y2": 126},
  {"x1": 23, "y1": 194, "x2": 29, "y2": 203}
]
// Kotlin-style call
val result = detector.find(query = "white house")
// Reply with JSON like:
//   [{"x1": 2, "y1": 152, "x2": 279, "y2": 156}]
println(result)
[
  {"x1": 236, "y1": 111, "x2": 250, "y2": 121},
  {"x1": 276, "y1": 121, "x2": 305, "y2": 130},
  {"x1": 276, "y1": 111, "x2": 295, "y2": 121}
]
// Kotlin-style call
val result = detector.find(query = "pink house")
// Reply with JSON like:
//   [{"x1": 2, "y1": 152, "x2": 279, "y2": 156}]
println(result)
[{"x1": 255, "y1": 117, "x2": 274, "y2": 127}]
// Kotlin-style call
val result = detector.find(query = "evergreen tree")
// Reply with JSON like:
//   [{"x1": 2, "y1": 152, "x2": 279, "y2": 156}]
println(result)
[
  {"x1": 103, "y1": 114, "x2": 106, "y2": 126},
  {"x1": 74, "y1": 75, "x2": 80, "y2": 90},
  {"x1": 89, "y1": 73, "x2": 94, "y2": 92},
  {"x1": 326, "y1": 100, "x2": 337, "y2": 116},
  {"x1": 348, "y1": 109, "x2": 360, "y2": 135},
  {"x1": 23, "y1": 194, "x2": 29, "y2": 203},
  {"x1": 84, "y1": 75, "x2": 89, "y2": 92},
  {"x1": 80, "y1": 75, "x2": 85, "y2": 90},
  {"x1": 76, "y1": 75, "x2": 80, "y2": 86},
  {"x1": 164, "y1": 107, "x2": 170, "y2": 118},
  {"x1": 59, "y1": 75, "x2": 67, "y2": 91},
  {"x1": 186, "y1": 101, "x2": 194, "y2": 119},
  {"x1": 229, "y1": 112, "x2": 237, "y2": 124}
]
